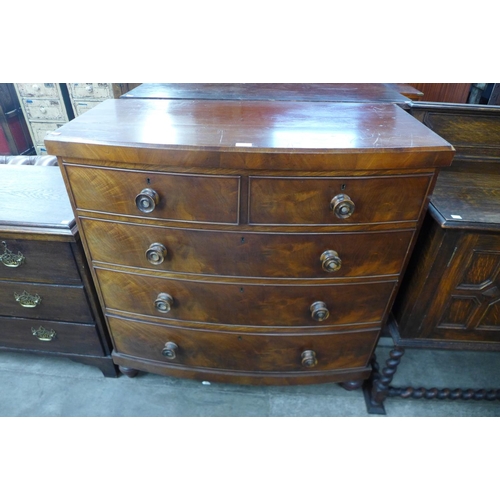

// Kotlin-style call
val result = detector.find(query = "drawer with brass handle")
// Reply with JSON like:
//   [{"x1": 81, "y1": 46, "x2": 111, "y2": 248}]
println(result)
[
  {"x1": 65, "y1": 165, "x2": 240, "y2": 224},
  {"x1": 0, "y1": 240, "x2": 81, "y2": 284},
  {"x1": 248, "y1": 175, "x2": 432, "y2": 225},
  {"x1": 0, "y1": 317, "x2": 103, "y2": 355},
  {"x1": 0, "y1": 281, "x2": 93, "y2": 323},
  {"x1": 108, "y1": 315, "x2": 380, "y2": 373},
  {"x1": 96, "y1": 267, "x2": 396, "y2": 328},
  {"x1": 81, "y1": 218, "x2": 413, "y2": 279}
]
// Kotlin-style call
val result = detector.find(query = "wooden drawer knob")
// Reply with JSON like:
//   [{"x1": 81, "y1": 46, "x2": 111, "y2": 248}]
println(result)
[
  {"x1": 320, "y1": 250, "x2": 341, "y2": 272},
  {"x1": 146, "y1": 243, "x2": 167, "y2": 265},
  {"x1": 162, "y1": 341, "x2": 178, "y2": 359},
  {"x1": 154, "y1": 293, "x2": 173, "y2": 313},
  {"x1": 135, "y1": 188, "x2": 159, "y2": 213},
  {"x1": 310, "y1": 301, "x2": 329, "y2": 322},
  {"x1": 330, "y1": 194, "x2": 355, "y2": 219},
  {"x1": 301, "y1": 350, "x2": 318, "y2": 367}
]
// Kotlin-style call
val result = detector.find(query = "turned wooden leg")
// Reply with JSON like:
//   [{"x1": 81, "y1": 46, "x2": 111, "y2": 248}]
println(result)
[
  {"x1": 363, "y1": 347, "x2": 405, "y2": 415},
  {"x1": 339, "y1": 380, "x2": 364, "y2": 391},
  {"x1": 119, "y1": 366, "x2": 139, "y2": 378}
]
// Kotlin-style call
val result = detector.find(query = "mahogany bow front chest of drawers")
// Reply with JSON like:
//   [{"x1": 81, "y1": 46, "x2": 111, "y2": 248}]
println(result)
[
  {"x1": 0, "y1": 163, "x2": 116, "y2": 376},
  {"x1": 45, "y1": 98, "x2": 454, "y2": 386}
]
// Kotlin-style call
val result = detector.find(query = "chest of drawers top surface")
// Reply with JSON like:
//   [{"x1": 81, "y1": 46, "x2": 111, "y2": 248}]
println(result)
[
  {"x1": 0, "y1": 164, "x2": 75, "y2": 237},
  {"x1": 45, "y1": 99, "x2": 454, "y2": 168},
  {"x1": 119, "y1": 83, "x2": 412, "y2": 105}
]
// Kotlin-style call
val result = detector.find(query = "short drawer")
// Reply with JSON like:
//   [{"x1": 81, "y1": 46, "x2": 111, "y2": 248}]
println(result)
[
  {"x1": 248, "y1": 175, "x2": 432, "y2": 225},
  {"x1": 73, "y1": 101, "x2": 101, "y2": 116},
  {"x1": 0, "y1": 281, "x2": 93, "y2": 323},
  {"x1": 0, "y1": 239, "x2": 81, "y2": 284},
  {"x1": 65, "y1": 165, "x2": 240, "y2": 224},
  {"x1": 23, "y1": 98, "x2": 67, "y2": 121},
  {"x1": 68, "y1": 83, "x2": 113, "y2": 100},
  {"x1": 96, "y1": 268, "x2": 395, "y2": 327},
  {"x1": 109, "y1": 315, "x2": 379, "y2": 373},
  {"x1": 16, "y1": 83, "x2": 60, "y2": 98},
  {"x1": 0, "y1": 317, "x2": 103, "y2": 356},
  {"x1": 83, "y1": 218, "x2": 413, "y2": 279},
  {"x1": 30, "y1": 122, "x2": 63, "y2": 145}
]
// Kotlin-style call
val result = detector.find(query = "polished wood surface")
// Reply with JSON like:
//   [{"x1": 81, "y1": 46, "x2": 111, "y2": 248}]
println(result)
[
  {"x1": 119, "y1": 83, "x2": 411, "y2": 104},
  {"x1": 407, "y1": 84, "x2": 471, "y2": 103},
  {"x1": 0, "y1": 164, "x2": 76, "y2": 237},
  {"x1": 45, "y1": 100, "x2": 454, "y2": 169},
  {"x1": 81, "y1": 218, "x2": 414, "y2": 279},
  {"x1": 46, "y1": 98, "x2": 454, "y2": 385}
]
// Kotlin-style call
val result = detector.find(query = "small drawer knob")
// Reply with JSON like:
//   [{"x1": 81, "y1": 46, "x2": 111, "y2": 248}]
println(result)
[
  {"x1": 146, "y1": 243, "x2": 167, "y2": 265},
  {"x1": 301, "y1": 350, "x2": 318, "y2": 367},
  {"x1": 39, "y1": 107, "x2": 47, "y2": 114},
  {"x1": 135, "y1": 188, "x2": 159, "y2": 213},
  {"x1": 155, "y1": 293, "x2": 173, "y2": 313},
  {"x1": 32, "y1": 84, "x2": 40, "y2": 91},
  {"x1": 320, "y1": 250, "x2": 342, "y2": 272},
  {"x1": 330, "y1": 194, "x2": 355, "y2": 219},
  {"x1": 162, "y1": 341, "x2": 178, "y2": 359},
  {"x1": 310, "y1": 301, "x2": 329, "y2": 322},
  {"x1": 85, "y1": 85, "x2": 93, "y2": 93}
]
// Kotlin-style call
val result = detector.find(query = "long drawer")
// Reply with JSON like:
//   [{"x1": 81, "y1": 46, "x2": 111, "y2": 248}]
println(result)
[
  {"x1": 0, "y1": 317, "x2": 103, "y2": 355},
  {"x1": 249, "y1": 175, "x2": 432, "y2": 225},
  {"x1": 65, "y1": 165, "x2": 240, "y2": 224},
  {"x1": 82, "y1": 218, "x2": 413, "y2": 279},
  {"x1": 0, "y1": 281, "x2": 93, "y2": 323},
  {"x1": 96, "y1": 268, "x2": 396, "y2": 327},
  {"x1": 0, "y1": 240, "x2": 81, "y2": 284},
  {"x1": 108, "y1": 315, "x2": 379, "y2": 373}
]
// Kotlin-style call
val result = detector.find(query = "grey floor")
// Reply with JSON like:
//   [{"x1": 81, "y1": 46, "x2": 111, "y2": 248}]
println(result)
[{"x1": 1, "y1": 344, "x2": 499, "y2": 417}]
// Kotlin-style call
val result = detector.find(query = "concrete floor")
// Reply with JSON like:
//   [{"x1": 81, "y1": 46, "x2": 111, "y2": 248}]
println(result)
[{"x1": 1, "y1": 345, "x2": 499, "y2": 417}]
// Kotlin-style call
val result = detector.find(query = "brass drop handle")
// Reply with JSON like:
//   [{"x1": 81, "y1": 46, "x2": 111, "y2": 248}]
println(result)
[
  {"x1": 1, "y1": 241, "x2": 25, "y2": 268},
  {"x1": 135, "y1": 188, "x2": 159, "y2": 213},
  {"x1": 154, "y1": 293, "x2": 173, "y2": 313},
  {"x1": 14, "y1": 291, "x2": 42, "y2": 308},
  {"x1": 162, "y1": 341, "x2": 178, "y2": 359},
  {"x1": 301, "y1": 350, "x2": 318, "y2": 367},
  {"x1": 310, "y1": 301, "x2": 330, "y2": 322},
  {"x1": 330, "y1": 194, "x2": 355, "y2": 219},
  {"x1": 32, "y1": 326, "x2": 56, "y2": 342},
  {"x1": 320, "y1": 250, "x2": 342, "y2": 272},
  {"x1": 146, "y1": 243, "x2": 167, "y2": 265}
]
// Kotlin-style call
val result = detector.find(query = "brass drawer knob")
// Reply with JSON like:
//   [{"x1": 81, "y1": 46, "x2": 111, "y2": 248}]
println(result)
[
  {"x1": 162, "y1": 341, "x2": 178, "y2": 359},
  {"x1": 135, "y1": 188, "x2": 159, "y2": 213},
  {"x1": 32, "y1": 326, "x2": 56, "y2": 342},
  {"x1": 330, "y1": 194, "x2": 355, "y2": 219},
  {"x1": 146, "y1": 243, "x2": 167, "y2": 265},
  {"x1": 310, "y1": 301, "x2": 329, "y2": 322},
  {"x1": 301, "y1": 350, "x2": 318, "y2": 367},
  {"x1": 320, "y1": 250, "x2": 342, "y2": 272},
  {"x1": 155, "y1": 293, "x2": 173, "y2": 313},
  {"x1": 1, "y1": 241, "x2": 25, "y2": 268}
]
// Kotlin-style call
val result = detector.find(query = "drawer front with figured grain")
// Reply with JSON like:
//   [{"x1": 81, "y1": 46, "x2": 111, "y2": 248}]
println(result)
[
  {"x1": 65, "y1": 165, "x2": 240, "y2": 224},
  {"x1": 82, "y1": 218, "x2": 413, "y2": 279},
  {"x1": 249, "y1": 175, "x2": 432, "y2": 225},
  {"x1": 96, "y1": 268, "x2": 395, "y2": 327},
  {"x1": 0, "y1": 282, "x2": 93, "y2": 323},
  {"x1": 0, "y1": 317, "x2": 103, "y2": 355},
  {"x1": 0, "y1": 239, "x2": 81, "y2": 284},
  {"x1": 109, "y1": 315, "x2": 379, "y2": 372}
]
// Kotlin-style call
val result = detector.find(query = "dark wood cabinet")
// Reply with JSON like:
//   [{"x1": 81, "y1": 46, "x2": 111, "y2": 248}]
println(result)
[
  {"x1": 0, "y1": 164, "x2": 117, "y2": 376},
  {"x1": 45, "y1": 97, "x2": 453, "y2": 386},
  {"x1": 365, "y1": 102, "x2": 500, "y2": 413}
]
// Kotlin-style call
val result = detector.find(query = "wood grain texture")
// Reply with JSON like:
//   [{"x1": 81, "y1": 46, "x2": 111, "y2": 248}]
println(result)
[
  {"x1": 81, "y1": 218, "x2": 414, "y2": 279},
  {"x1": 95, "y1": 267, "x2": 395, "y2": 328},
  {"x1": 407, "y1": 84, "x2": 471, "y2": 103},
  {"x1": 108, "y1": 315, "x2": 378, "y2": 373},
  {"x1": 45, "y1": 100, "x2": 454, "y2": 170},
  {"x1": 119, "y1": 83, "x2": 410, "y2": 104}
]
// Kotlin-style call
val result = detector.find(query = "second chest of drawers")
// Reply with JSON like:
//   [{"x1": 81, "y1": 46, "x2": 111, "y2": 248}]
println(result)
[{"x1": 46, "y1": 98, "x2": 454, "y2": 386}]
